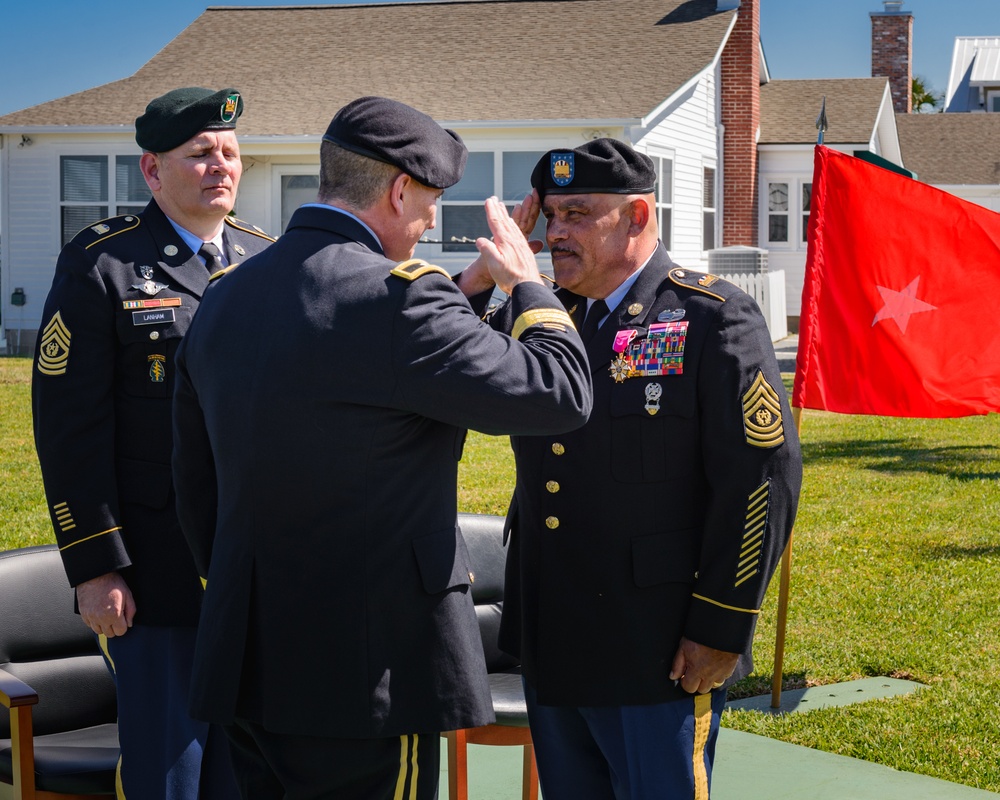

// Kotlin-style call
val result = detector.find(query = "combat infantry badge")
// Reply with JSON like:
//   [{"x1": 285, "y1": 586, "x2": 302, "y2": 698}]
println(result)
[{"x1": 644, "y1": 382, "x2": 662, "y2": 415}]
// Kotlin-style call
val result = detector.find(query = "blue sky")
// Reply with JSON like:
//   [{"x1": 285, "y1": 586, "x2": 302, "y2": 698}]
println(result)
[{"x1": 1, "y1": 0, "x2": 996, "y2": 117}]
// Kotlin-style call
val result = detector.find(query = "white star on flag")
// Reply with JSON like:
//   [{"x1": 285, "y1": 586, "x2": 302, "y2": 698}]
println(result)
[{"x1": 871, "y1": 276, "x2": 938, "y2": 334}]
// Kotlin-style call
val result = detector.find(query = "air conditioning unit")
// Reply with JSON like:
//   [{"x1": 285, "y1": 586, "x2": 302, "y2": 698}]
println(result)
[{"x1": 707, "y1": 245, "x2": 768, "y2": 274}]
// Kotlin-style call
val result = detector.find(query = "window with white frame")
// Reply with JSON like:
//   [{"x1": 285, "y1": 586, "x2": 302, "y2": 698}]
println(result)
[
  {"x1": 648, "y1": 155, "x2": 673, "y2": 249},
  {"x1": 765, "y1": 180, "x2": 812, "y2": 247},
  {"x1": 60, "y1": 155, "x2": 150, "y2": 246},
  {"x1": 801, "y1": 182, "x2": 812, "y2": 243},
  {"x1": 702, "y1": 166, "x2": 716, "y2": 251},
  {"x1": 440, "y1": 151, "x2": 547, "y2": 252},
  {"x1": 280, "y1": 174, "x2": 320, "y2": 234},
  {"x1": 767, "y1": 181, "x2": 789, "y2": 243}
]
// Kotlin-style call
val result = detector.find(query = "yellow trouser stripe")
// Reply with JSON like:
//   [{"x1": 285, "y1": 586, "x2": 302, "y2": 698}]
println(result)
[
  {"x1": 410, "y1": 734, "x2": 419, "y2": 800},
  {"x1": 692, "y1": 693, "x2": 713, "y2": 800},
  {"x1": 393, "y1": 734, "x2": 421, "y2": 800},
  {"x1": 97, "y1": 633, "x2": 116, "y2": 672},
  {"x1": 116, "y1": 753, "x2": 126, "y2": 799}
]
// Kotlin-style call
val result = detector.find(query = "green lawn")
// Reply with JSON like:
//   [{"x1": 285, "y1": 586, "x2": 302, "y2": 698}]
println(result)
[{"x1": 4, "y1": 356, "x2": 999, "y2": 791}]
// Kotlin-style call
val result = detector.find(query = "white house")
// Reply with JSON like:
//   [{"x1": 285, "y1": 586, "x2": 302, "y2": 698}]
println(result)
[
  {"x1": 944, "y1": 36, "x2": 1000, "y2": 113},
  {"x1": 0, "y1": 0, "x2": 789, "y2": 354},
  {"x1": 757, "y1": 77, "x2": 900, "y2": 324}
]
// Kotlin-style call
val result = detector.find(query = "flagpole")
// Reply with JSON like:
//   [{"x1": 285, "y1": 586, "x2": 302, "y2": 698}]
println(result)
[
  {"x1": 771, "y1": 407, "x2": 802, "y2": 708},
  {"x1": 771, "y1": 104, "x2": 828, "y2": 709}
]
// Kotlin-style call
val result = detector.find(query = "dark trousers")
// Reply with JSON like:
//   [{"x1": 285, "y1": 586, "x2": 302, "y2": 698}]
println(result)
[
  {"x1": 524, "y1": 677, "x2": 726, "y2": 800},
  {"x1": 102, "y1": 625, "x2": 239, "y2": 800},
  {"x1": 225, "y1": 720, "x2": 441, "y2": 800}
]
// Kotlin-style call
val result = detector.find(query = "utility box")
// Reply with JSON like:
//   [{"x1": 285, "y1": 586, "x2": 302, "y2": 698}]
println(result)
[{"x1": 707, "y1": 245, "x2": 768, "y2": 274}]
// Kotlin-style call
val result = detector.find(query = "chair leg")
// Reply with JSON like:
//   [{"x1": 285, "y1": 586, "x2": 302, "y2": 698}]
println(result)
[
  {"x1": 11, "y1": 704, "x2": 37, "y2": 800},
  {"x1": 522, "y1": 743, "x2": 538, "y2": 800},
  {"x1": 444, "y1": 729, "x2": 469, "y2": 800}
]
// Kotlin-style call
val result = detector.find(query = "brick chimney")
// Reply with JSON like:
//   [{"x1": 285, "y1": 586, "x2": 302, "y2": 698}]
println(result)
[
  {"x1": 871, "y1": 1, "x2": 913, "y2": 113},
  {"x1": 720, "y1": 0, "x2": 760, "y2": 247}
]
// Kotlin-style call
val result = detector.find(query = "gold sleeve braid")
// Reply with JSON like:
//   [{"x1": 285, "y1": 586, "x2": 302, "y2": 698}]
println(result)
[{"x1": 511, "y1": 308, "x2": 574, "y2": 341}]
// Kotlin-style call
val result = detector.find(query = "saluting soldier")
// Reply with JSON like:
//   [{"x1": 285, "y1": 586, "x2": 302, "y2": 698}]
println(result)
[
  {"x1": 485, "y1": 138, "x2": 803, "y2": 800},
  {"x1": 32, "y1": 87, "x2": 274, "y2": 799},
  {"x1": 171, "y1": 96, "x2": 592, "y2": 800}
]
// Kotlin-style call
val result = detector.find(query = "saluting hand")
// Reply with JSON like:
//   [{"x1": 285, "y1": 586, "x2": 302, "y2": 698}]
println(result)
[
  {"x1": 77, "y1": 571, "x2": 136, "y2": 638},
  {"x1": 475, "y1": 196, "x2": 545, "y2": 295}
]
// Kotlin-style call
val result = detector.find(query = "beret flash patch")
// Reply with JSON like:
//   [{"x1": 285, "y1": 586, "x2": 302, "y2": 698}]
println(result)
[
  {"x1": 37, "y1": 310, "x2": 72, "y2": 376},
  {"x1": 742, "y1": 371, "x2": 784, "y2": 448}
]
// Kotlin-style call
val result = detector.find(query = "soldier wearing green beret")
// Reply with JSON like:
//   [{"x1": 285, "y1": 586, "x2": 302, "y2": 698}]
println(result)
[{"x1": 32, "y1": 86, "x2": 274, "y2": 799}]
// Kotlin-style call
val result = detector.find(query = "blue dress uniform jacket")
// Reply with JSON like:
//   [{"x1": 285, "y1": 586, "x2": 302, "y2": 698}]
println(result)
[
  {"x1": 32, "y1": 199, "x2": 274, "y2": 626},
  {"x1": 491, "y1": 244, "x2": 802, "y2": 707},
  {"x1": 171, "y1": 205, "x2": 592, "y2": 738}
]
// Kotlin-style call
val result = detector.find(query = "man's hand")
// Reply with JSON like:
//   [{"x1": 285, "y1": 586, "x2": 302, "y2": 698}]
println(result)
[
  {"x1": 510, "y1": 189, "x2": 543, "y2": 248},
  {"x1": 669, "y1": 637, "x2": 739, "y2": 694},
  {"x1": 77, "y1": 572, "x2": 136, "y2": 638},
  {"x1": 459, "y1": 192, "x2": 545, "y2": 298},
  {"x1": 475, "y1": 196, "x2": 545, "y2": 295}
]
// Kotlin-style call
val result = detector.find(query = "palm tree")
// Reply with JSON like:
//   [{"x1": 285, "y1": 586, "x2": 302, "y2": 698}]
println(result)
[{"x1": 912, "y1": 77, "x2": 942, "y2": 113}]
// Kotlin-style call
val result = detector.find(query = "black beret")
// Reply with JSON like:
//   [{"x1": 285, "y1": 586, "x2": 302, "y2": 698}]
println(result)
[
  {"x1": 322, "y1": 96, "x2": 467, "y2": 189},
  {"x1": 531, "y1": 138, "x2": 656, "y2": 200},
  {"x1": 135, "y1": 87, "x2": 244, "y2": 152}
]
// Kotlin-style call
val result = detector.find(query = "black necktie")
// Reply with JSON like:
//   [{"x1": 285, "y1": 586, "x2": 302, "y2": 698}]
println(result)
[
  {"x1": 580, "y1": 299, "x2": 609, "y2": 343},
  {"x1": 198, "y1": 242, "x2": 224, "y2": 275}
]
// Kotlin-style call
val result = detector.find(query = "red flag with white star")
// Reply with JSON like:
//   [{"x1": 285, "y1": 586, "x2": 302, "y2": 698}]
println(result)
[{"x1": 793, "y1": 145, "x2": 1000, "y2": 417}]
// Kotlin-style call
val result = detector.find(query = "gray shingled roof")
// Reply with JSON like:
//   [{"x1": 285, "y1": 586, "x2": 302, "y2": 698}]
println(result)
[
  {"x1": 895, "y1": 113, "x2": 1000, "y2": 185},
  {"x1": 759, "y1": 78, "x2": 889, "y2": 145},
  {"x1": 0, "y1": 0, "x2": 736, "y2": 134}
]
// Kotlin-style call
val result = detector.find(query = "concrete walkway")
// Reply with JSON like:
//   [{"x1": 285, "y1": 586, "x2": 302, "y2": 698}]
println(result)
[
  {"x1": 438, "y1": 679, "x2": 1000, "y2": 799},
  {"x1": 439, "y1": 732, "x2": 998, "y2": 799},
  {"x1": 774, "y1": 333, "x2": 798, "y2": 373}
]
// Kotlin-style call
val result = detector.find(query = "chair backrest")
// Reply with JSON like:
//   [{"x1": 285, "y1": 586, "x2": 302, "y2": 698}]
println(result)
[
  {"x1": 0, "y1": 546, "x2": 117, "y2": 737},
  {"x1": 457, "y1": 513, "x2": 518, "y2": 673}
]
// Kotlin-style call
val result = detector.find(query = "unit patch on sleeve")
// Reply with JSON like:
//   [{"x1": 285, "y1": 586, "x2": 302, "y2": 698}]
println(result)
[
  {"x1": 742, "y1": 371, "x2": 784, "y2": 448},
  {"x1": 36, "y1": 310, "x2": 72, "y2": 376}
]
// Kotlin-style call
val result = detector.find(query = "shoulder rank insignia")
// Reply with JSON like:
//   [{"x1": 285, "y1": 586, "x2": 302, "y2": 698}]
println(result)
[
  {"x1": 390, "y1": 259, "x2": 451, "y2": 281},
  {"x1": 742, "y1": 371, "x2": 784, "y2": 448},
  {"x1": 668, "y1": 268, "x2": 733, "y2": 302},
  {"x1": 209, "y1": 263, "x2": 240, "y2": 281},
  {"x1": 224, "y1": 215, "x2": 276, "y2": 242},
  {"x1": 75, "y1": 214, "x2": 141, "y2": 250},
  {"x1": 37, "y1": 310, "x2": 72, "y2": 376}
]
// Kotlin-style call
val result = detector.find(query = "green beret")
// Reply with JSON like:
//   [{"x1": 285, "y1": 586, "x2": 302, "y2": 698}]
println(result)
[
  {"x1": 323, "y1": 96, "x2": 467, "y2": 189},
  {"x1": 135, "y1": 87, "x2": 244, "y2": 153},
  {"x1": 531, "y1": 138, "x2": 656, "y2": 200}
]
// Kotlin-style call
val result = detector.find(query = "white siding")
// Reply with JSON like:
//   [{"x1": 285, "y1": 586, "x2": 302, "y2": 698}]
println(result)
[
  {"x1": 757, "y1": 148, "x2": 814, "y2": 318},
  {"x1": 634, "y1": 65, "x2": 721, "y2": 271},
  {"x1": 3, "y1": 135, "x2": 67, "y2": 347},
  {"x1": 1, "y1": 99, "x2": 726, "y2": 345},
  {"x1": 933, "y1": 185, "x2": 1000, "y2": 214}
]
